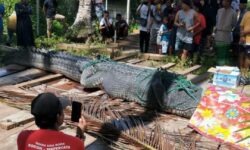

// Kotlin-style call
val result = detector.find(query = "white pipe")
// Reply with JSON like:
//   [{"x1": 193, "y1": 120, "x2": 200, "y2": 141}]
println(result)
[
  {"x1": 36, "y1": 0, "x2": 40, "y2": 35},
  {"x1": 126, "y1": 0, "x2": 130, "y2": 24},
  {"x1": 105, "y1": 0, "x2": 108, "y2": 10}
]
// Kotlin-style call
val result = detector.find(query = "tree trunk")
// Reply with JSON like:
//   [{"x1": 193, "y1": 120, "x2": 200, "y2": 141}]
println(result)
[
  {"x1": 73, "y1": 0, "x2": 92, "y2": 27},
  {"x1": 66, "y1": 0, "x2": 93, "y2": 41}
]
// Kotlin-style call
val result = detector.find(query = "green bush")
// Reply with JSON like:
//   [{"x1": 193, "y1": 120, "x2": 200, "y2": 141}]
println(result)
[
  {"x1": 129, "y1": 21, "x2": 139, "y2": 33},
  {"x1": 248, "y1": 0, "x2": 250, "y2": 10},
  {"x1": 52, "y1": 20, "x2": 65, "y2": 36},
  {"x1": 0, "y1": 0, "x2": 18, "y2": 17}
]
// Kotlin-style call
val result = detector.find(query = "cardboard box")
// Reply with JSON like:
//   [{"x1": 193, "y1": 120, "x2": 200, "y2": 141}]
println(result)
[{"x1": 212, "y1": 66, "x2": 240, "y2": 88}]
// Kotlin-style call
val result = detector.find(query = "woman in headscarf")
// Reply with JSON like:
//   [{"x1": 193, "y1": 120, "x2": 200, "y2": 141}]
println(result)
[{"x1": 15, "y1": 0, "x2": 34, "y2": 47}]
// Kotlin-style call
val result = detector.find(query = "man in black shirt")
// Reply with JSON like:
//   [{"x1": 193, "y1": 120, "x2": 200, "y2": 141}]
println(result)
[
  {"x1": 115, "y1": 14, "x2": 128, "y2": 40},
  {"x1": 43, "y1": 0, "x2": 65, "y2": 38}
]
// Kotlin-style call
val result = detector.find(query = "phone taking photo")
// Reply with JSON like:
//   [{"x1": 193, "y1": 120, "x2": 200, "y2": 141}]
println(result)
[{"x1": 71, "y1": 101, "x2": 82, "y2": 122}]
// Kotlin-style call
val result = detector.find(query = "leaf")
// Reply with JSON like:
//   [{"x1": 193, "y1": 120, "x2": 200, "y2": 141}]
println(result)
[
  {"x1": 240, "y1": 113, "x2": 250, "y2": 117},
  {"x1": 236, "y1": 135, "x2": 250, "y2": 143},
  {"x1": 236, "y1": 126, "x2": 250, "y2": 132},
  {"x1": 238, "y1": 120, "x2": 250, "y2": 124}
]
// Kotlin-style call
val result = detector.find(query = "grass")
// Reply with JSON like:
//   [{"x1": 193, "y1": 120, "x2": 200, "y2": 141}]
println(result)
[
  {"x1": 35, "y1": 35, "x2": 69, "y2": 48},
  {"x1": 248, "y1": 0, "x2": 250, "y2": 10},
  {"x1": 54, "y1": 48, "x2": 110, "y2": 58}
]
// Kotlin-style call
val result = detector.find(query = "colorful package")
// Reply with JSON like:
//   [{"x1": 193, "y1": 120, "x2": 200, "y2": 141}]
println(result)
[{"x1": 189, "y1": 86, "x2": 250, "y2": 150}]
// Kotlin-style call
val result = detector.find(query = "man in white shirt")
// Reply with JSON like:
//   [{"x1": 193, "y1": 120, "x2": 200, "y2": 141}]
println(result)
[
  {"x1": 100, "y1": 11, "x2": 114, "y2": 42},
  {"x1": 214, "y1": 0, "x2": 237, "y2": 65},
  {"x1": 137, "y1": 0, "x2": 152, "y2": 53}
]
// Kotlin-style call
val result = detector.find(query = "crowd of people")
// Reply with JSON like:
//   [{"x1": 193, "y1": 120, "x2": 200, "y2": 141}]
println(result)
[
  {"x1": 0, "y1": 0, "x2": 249, "y2": 73},
  {"x1": 0, "y1": 0, "x2": 61, "y2": 47},
  {"x1": 136, "y1": 0, "x2": 250, "y2": 76}
]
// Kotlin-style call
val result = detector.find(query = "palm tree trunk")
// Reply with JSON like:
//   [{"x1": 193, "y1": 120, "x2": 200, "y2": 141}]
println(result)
[
  {"x1": 67, "y1": 0, "x2": 93, "y2": 41},
  {"x1": 73, "y1": 0, "x2": 92, "y2": 27}
]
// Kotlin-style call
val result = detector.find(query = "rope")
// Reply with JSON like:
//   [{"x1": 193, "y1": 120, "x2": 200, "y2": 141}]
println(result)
[
  {"x1": 166, "y1": 75, "x2": 199, "y2": 102},
  {"x1": 133, "y1": 68, "x2": 200, "y2": 107}
]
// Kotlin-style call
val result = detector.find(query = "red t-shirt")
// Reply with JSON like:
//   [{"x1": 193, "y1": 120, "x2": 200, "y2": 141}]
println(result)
[
  {"x1": 194, "y1": 13, "x2": 206, "y2": 45},
  {"x1": 17, "y1": 129, "x2": 84, "y2": 150}
]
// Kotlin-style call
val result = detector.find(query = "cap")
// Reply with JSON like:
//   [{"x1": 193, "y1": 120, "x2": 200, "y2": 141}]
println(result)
[
  {"x1": 31, "y1": 93, "x2": 63, "y2": 117},
  {"x1": 240, "y1": 0, "x2": 248, "y2": 4},
  {"x1": 182, "y1": 0, "x2": 192, "y2": 7}
]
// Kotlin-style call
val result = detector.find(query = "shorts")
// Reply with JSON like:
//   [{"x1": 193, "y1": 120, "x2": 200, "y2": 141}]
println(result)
[
  {"x1": 46, "y1": 14, "x2": 65, "y2": 32},
  {"x1": 175, "y1": 37, "x2": 193, "y2": 52}
]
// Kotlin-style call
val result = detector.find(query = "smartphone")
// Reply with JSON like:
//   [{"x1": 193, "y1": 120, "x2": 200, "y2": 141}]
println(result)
[{"x1": 71, "y1": 101, "x2": 82, "y2": 122}]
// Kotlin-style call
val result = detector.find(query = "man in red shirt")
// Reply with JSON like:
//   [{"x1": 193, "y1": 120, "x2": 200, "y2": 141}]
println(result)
[
  {"x1": 193, "y1": 1, "x2": 206, "y2": 64},
  {"x1": 17, "y1": 93, "x2": 86, "y2": 150}
]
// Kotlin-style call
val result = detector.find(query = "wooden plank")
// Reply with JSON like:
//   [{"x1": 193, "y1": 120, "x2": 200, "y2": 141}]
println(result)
[
  {"x1": 0, "y1": 121, "x2": 37, "y2": 150},
  {"x1": 0, "y1": 103, "x2": 21, "y2": 120},
  {"x1": 126, "y1": 63, "x2": 156, "y2": 70},
  {"x1": 126, "y1": 59, "x2": 145, "y2": 64},
  {"x1": 160, "y1": 63, "x2": 176, "y2": 70},
  {"x1": 56, "y1": 43, "x2": 106, "y2": 50},
  {"x1": 120, "y1": 49, "x2": 139, "y2": 55},
  {"x1": 188, "y1": 72, "x2": 211, "y2": 84},
  {"x1": 0, "y1": 111, "x2": 34, "y2": 130},
  {"x1": 15, "y1": 74, "x2": 63, "y2": 88},
  {"x1": 0, "y1": 65, "x2": 27, "y2": 78},
  {"x1": 140, "y1": 53, "x2": 166, "y2": 61},
  {"x1": 0, "y1": 68, "x2": 47, "y2": 86},
  {"x1": 0, "y1": 85, "x2": 37, "y2": 99},
  {"x1": 195, "y1": 136, "x2": 221, "y2": 150},
  {"x1": 179, "y1": 65, "x2": 201, "y2": 76},
  {"x1": 113, "y1": 53, "x2": 138, "y2": 61}
]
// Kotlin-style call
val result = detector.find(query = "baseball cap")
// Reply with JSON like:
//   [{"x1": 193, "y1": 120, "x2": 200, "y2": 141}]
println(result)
[{"x1": 31, "y1": 93, "x2": 63, "y2": 117}]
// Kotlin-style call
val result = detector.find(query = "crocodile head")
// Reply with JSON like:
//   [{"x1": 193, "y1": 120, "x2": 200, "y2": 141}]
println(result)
[
  {"x1": 80, "y1": 61, "x2": 108, "y2": 88},
  {"x1": 144, "y1": 70, "x2": 203, "y2": 118}
]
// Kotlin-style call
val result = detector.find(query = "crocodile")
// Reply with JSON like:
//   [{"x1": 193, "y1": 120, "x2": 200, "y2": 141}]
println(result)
[{"x1": 2, "y1": 47, "x2": 202, "y2": 118}]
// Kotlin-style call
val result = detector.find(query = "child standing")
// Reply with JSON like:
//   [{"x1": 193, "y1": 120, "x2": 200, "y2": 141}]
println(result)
[
  {"x1": 158, "y1": 16, "x2": 171, "y2": 55},
  {"x1": 193, "y1": 1, "x2": 206, "y2": 64}
]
